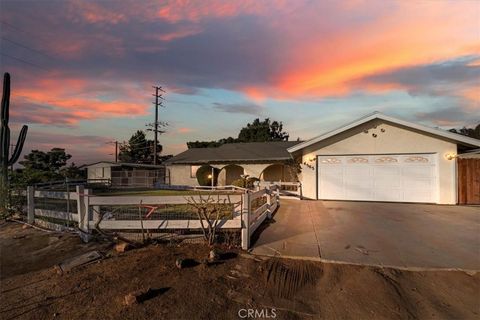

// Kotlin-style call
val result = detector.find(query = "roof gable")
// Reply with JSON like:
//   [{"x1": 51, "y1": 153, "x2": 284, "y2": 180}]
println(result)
[{"x1": 288, "y1": 112, "x2": 480, "y2": 153}]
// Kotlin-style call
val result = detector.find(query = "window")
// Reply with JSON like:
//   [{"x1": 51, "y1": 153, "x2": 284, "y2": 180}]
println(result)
[
  {"x1": 94, "y1": 167, "x2": 104, "y2": 178},
  {"x1": 191, "y1": 165, "x2": 200, "y2": 178}
]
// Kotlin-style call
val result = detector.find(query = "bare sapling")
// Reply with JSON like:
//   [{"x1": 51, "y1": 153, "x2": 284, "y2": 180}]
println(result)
[{"x1": 185, "y1": 194, "x2": 231, "y2": 246}]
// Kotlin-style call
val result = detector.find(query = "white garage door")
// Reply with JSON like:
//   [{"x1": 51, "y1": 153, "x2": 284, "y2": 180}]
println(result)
[{"x1": 317, "y1": 154, "x2": 438, "y2": 203}]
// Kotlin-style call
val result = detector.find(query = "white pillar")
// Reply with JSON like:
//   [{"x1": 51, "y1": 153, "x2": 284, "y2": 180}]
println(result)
[{"x1": 27, "y1": 186, "x2": 34, "y2": 224}]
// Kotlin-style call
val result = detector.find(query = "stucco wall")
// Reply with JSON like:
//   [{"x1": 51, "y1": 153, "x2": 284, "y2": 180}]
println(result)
[
  {"x1": 297, "y1": 120, "x2": 457, "y2": 204},
  {"x1": 167, "y1": 165, "x2": 199, "y2": 186}
]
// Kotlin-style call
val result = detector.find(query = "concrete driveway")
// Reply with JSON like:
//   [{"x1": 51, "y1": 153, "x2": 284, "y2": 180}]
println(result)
[{"x1": 250, "y1": 199, "x2": 480, "y2": 270}]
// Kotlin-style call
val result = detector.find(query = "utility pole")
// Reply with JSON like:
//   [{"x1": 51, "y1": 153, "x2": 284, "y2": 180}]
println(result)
[
  {"x1": 149, "y1": 86, "x2": 165, "y2": 165},
  {"x1": 106, "y1": 140, "x2": 119, "y2": 162}
]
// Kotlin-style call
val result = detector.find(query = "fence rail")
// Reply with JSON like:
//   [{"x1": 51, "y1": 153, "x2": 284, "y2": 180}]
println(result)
[
  {"x1": 26, "y1": 184, "x2": 280, "y2": 249},
  {"x1": 258, "y1": 181, "x2": 302, "y2": 198}
]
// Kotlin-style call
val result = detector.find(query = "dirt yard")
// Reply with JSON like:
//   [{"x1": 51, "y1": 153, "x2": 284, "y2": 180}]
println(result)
[{"x1": 1, "y1": 221, "x2": 479, "y2": 320}]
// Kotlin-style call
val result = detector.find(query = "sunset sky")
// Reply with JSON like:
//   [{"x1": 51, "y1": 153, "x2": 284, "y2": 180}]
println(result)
[{"x1": 0, "y1": 0, "x2": 479, "y2": 164}]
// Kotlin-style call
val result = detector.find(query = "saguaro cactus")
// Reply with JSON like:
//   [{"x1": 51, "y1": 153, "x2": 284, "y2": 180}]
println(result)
[{"x1": 0, "y1": 73, "x2": 28, "y2": 208}]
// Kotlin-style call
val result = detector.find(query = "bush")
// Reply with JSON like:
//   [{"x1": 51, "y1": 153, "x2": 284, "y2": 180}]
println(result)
[
  {"x1": 231, "y1": 177, "x2": 259, "y2": 189},
  {"x1": 196, "y1": 165, "x2": 220, "y2": 186}
]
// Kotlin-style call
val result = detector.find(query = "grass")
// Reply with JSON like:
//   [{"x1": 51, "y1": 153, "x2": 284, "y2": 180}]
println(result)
[{"x1": 94, "y1": 189, "x2": 240, "y2": 196}]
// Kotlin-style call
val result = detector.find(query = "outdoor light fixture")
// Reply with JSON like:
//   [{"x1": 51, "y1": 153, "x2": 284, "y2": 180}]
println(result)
[
  {"x1": 303, "y1": 156, "x2": 316, "y2": 170},
  {"x1": 445, "y1": 153, "x2": 457, "y2": 160},
  {"x1": 207, "y1": 174, "x2": 212, "y2": 179}
]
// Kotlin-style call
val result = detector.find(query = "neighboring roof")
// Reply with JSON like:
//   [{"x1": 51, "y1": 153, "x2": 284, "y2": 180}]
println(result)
[
  {"x1": 288, "y1": 112, "x2": 480, "y2": 153},
  {"x1": 165, "y1": 141, "x2": 302, "y2": 165},
  {"x1": 81, "y1": 161, "x2": 165, "y2": 169},
  {"x1": 458, "y1": 148, "x2": 480, "y2": 159}
]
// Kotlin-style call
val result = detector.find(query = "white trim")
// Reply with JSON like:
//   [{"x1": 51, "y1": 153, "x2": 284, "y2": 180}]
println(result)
[{"x1": 288, "y1": 112, "x2": 480, "y2": 153}]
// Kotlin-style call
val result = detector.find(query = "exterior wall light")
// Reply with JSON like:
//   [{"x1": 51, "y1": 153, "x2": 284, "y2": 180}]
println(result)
[
  {"x1": 445, "y1": 153, "x2": 457, "y2": 160},
  {"x1": 303, "y1": 155, "x2": 316, "y2": 170}
]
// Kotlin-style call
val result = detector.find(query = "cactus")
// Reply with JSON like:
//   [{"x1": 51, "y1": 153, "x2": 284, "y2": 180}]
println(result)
[{"x1": 0, "y1": 73, "x2": 28, "y2": 208}]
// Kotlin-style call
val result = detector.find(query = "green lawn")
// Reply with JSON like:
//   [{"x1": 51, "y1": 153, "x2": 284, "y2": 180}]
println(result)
[{"x1": 94, "y1": 189, "x2": 241, "y2": 196}]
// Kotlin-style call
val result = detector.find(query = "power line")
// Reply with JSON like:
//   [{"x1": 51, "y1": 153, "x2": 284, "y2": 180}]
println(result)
[
  {"x1": 0, "y1": 21, "x2": 25, "y2": 33},
  {"x1": 0, "y1": 52, "x2": 48, "y2": 70},
  {"x1": 1, "y1": 37, "x2": 53, "y2": 59}
]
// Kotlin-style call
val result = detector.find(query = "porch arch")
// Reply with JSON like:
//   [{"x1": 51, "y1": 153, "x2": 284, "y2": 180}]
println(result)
[
  {"x1": 259, "y1": 164, "x2": 297, "y2": 182},
  {"x1": 217, "y1": 164, "x2": 245, "y2": 186}
]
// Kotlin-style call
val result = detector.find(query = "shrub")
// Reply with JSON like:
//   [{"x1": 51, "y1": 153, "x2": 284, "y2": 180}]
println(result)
[{"x1": 231, "y1": 177, "x2": 259, "y2": 189}]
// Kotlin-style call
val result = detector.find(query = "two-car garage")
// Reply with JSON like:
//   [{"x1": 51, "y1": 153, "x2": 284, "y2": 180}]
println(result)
[
  {"x1": 288, "y1": 113, "x2": 480, "y2": 205},
  {"x1": 317, "y1": 153, "x2": 438, "y2": 203}
]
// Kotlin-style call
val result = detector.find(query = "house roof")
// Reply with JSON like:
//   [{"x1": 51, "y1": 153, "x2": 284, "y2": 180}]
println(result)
[
  {"x1": 458, "y1": 148, "x2": 480, "y2": 159},
  {"x1": 81, "y1": 161, "x2": 165, "y2": 169},
  {"x1": 288, "y1": 112, "x2": 480, "y2": 153},
  {"x1": 165, "y1": 141, "x2": 302, "y2": 165}
]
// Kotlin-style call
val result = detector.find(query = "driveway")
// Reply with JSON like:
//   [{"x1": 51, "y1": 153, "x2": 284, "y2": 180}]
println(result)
[{"x1": 250, "y1": 199, "x2": 480, "y2": 270}]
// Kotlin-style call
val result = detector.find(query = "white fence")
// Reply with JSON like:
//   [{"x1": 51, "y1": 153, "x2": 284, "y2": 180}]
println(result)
[
  {"x1": 26, "y1": 185, "x2": 280, "y2": 249},
  {"x1": 258, "y1": 181, "x2": 302, "y2": 198}
]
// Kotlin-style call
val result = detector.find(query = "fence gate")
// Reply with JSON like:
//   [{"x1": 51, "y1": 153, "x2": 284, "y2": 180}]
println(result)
[{"x1": 458, "y1": 158, "x2": 480, "y2": 205}]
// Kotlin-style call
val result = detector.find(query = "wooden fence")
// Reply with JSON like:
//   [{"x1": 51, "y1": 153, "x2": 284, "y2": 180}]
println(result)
[
  {"x1": 26, "y1": 185, "x2": 280, "y2": 249},
  {"x1": 458, "y1": 158, "x2": 480, "y2": 204}
]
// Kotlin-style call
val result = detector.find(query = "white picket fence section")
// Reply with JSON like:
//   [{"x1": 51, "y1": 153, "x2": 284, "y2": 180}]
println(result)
[{"x1": 26, "y1": 184, "x2": 280, "y2": 249}]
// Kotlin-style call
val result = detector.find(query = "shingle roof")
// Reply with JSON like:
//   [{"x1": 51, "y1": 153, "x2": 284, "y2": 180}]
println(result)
[{"x1": 165, "y1": 141, "x2": 301, "y2": 164}]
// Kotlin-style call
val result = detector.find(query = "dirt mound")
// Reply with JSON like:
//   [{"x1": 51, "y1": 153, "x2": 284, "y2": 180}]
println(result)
[{"x1": 263, "y1": 258, "x2": 320, "y2": 299}]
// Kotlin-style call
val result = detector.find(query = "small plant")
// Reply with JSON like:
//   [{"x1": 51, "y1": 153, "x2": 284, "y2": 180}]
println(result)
[
  {"x1": 231, "y1": 176, "x2": 259, "y2": 189},
  {"x1": 185, "y1": 194, "x2": 232, "y2": 245}
]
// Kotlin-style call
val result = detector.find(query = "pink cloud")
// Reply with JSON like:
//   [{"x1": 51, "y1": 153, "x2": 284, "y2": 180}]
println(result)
[{"x1": 177, "y1": 127, "x2": 193, "y2": 133}]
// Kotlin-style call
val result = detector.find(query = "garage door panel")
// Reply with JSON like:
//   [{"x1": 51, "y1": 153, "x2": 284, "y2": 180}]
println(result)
[
  {"x1": 373, "y1": 189, "x2": 402, "y2": 201},
  {"x1": 402, "y1": 166, "x2": 433, "y2": 179},
  {"x1": 318, "y1": 154, "x2": 438, "y2": 203},
  {"x1": 319, "y1": 167, "x2": 344, "y2": 199}
]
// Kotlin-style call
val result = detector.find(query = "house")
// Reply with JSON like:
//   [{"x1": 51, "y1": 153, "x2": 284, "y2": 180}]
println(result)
[
  {"x1": 166, "y1": 112, "x2": 480, "y2": 205},
  {"x1": 289, "y1": 112, "x2": 480, "y2": 204},
  {"x1": 164, "y1": 141, "x2": 302, "y2": 186},
  {"x1": 84, "y1": 161, "x2": 166, "y2": 188}
]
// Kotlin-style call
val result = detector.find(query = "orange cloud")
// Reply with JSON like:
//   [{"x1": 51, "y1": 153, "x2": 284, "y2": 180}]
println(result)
[
  {"x1": 11, "y1": 75, "x2": 150, "y2": 125},
  {"x1": 68, "y1": 0, "x2": 126, "y2": 24},
  {"x1": 155, "y1": 25, "x2": 203, "y2": 41},
  {"x1": 243, "y1": 1, "x2": 479, "y2": 100},
  {"x1": 177, "y1": 127, "x2": 193, "y2": 133}
]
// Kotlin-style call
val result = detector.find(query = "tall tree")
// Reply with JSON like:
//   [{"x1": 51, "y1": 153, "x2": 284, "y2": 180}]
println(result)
[
  {"x1": 118, "y1": 130, "x2": 163, "y2": 164},
  {"x1": 12, "y1": 148, "x2": 75, "y2": 187},
  {"x1": 186, "y1": 118, "x2": 289, "y2": 148},
  {"x1": 238, "y1": 118, "x2": 289, "y2": 142},
  {"x1": 19, "y1": 148, "x2": 71, "y2": 172},
  {"x1": 449, "y1": 124, "x2": 480, "y2": 140}
]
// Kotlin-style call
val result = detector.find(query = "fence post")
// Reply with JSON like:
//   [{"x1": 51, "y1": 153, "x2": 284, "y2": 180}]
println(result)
[
  {"x1": 266, "y1": 186, "x2": 272, "y2": 219},
  {"x1": 76, "y1": 185, "x2": 91, "y2": 242},
  {"x1": 92, "y1": 205, "x2": 100, "y2": 228},
  {"x1": 27, "y1": 186, "x2": 34, "y2": 224},
  {"x1": 241, "y1": 192, "x2": 251, "y2": 250}
]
